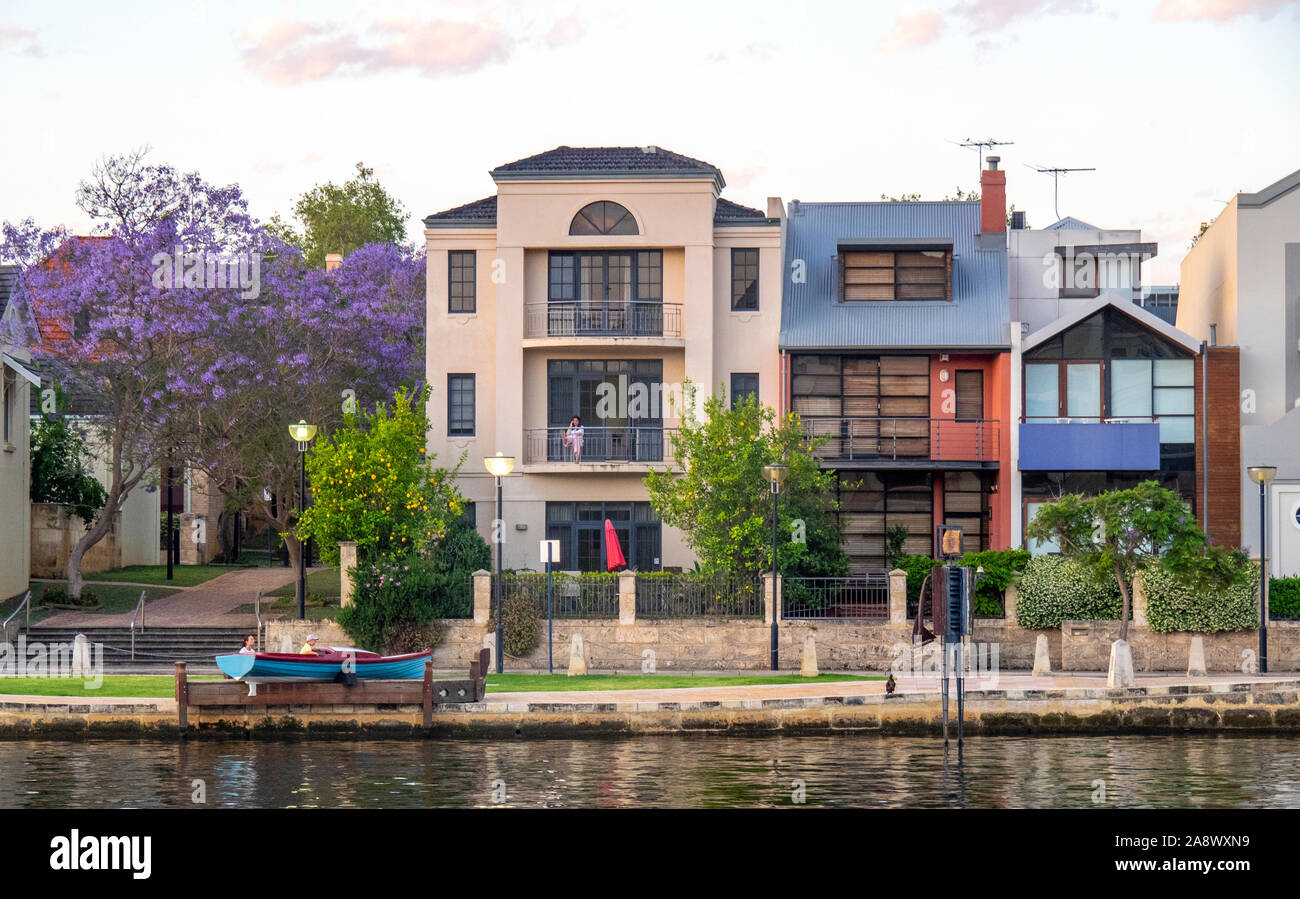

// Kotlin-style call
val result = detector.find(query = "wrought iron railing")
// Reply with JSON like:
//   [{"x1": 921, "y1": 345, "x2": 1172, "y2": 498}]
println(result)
[
  {"x1": 525, "y1": 301, "x2": 683, "y2": 338},
  {"x1": 496, "y1": 573, "x2": 619, "y2": 619},
  {"x1": 635, "y1": 573, "x2": 763, "y2": 618},
  {"x1": 800, "y1": 417, "x2": 998, "y2": 462},
  {"x1": 782, "y1": 575, "x2": 890, "y2": 620},
  {"x1": 524, "y1": 426, "x2": 679, "y2": 464}
]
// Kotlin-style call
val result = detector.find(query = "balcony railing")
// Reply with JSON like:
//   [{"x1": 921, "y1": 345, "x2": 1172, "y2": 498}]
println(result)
[
  {"x1": 524, "y1": 301, "x2": 683, "y2": 339},
  {"x1": 801, "y1": 417, "x2": 999, "y2": 462},
  {"x1": 524, "y1": 426, "x2": 680, "y2": 465}
]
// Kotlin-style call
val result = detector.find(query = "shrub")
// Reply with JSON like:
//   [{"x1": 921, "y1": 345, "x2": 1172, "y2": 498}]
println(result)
[
  {"x1": 897, "y1": 555, "x2": 941, "y2": 607},
  {"x1": 490, "y1": 590, "x2": 541, "y2": 658},
  {"x1": 1271, "y1": 578, "x2": 1300, "y2": 620},
  {"x1": 959, "y1": 549, "x2": 1031, "y2": 617},
  {"x1": 382, "y1": 620, "x2": 444, "y2": 655},
  {"x1": 338, "y1": 556, "x2": 445, "y2": 651},
  {"x1": 1143, "y1": 562, "x2": 1259, "y2": 633},
  {"x1": 428, "y1": 515, "x2": 491, "y2": 618},
  {"x1": 1015, "y1": 555, "x2": 1122, "y2": 630}
]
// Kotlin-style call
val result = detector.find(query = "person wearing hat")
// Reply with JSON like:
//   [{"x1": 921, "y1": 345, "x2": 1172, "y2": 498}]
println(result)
[{"x1": 300, "y1": 634, "x2": 322, "y2": 655}]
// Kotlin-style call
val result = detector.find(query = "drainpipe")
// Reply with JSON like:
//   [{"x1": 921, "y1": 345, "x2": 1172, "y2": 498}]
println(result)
[{"x1": 1201, "y1": 339, "x2": 1209, "y2": 535}]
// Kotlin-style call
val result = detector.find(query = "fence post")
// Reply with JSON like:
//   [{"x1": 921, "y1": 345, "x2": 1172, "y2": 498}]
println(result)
[
  {"x1": 1132, "y1": 571, "x2": 1148, "y2": 630},
  {"x1": 618, "y1": 570, "x2": 636, "y2": 626},
  {"x1": 473, "y1": 569, "x2": 491, "y2": 625},
  {"x1": 1003, "y1": 582, "x2": 1019, "y2": 624},
  {"x1": 888, "y1": 568, "x2": 907, "y2": 625},
  {"x1": 338, "y1": 541, "x2": 358, "y2": 608},
  {"x1": 764, "y1": 572, "x2": 774, "y2": 625}
]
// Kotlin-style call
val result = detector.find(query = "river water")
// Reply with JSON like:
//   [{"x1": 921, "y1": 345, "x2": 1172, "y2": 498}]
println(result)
[{"x1": 1, "y1": 735, "x2": 1297, "y2": 808}]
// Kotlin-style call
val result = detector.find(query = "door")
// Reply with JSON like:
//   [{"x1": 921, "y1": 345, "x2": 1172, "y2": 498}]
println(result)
[{"x1": 1272, "y1": 483, "x2": 1300, "y2": 578}]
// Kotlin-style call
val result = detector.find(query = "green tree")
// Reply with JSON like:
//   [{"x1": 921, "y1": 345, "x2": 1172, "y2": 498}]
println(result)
[
  {"x1": 1024, "y1": 481, "x2": 1247, "y2": 641},
  {"x1": 29, "y1": 398, "x2": 108, "y2": 526},
  {"x1": 268, "y1": 162, "x2": 409, "y2": 268},
  {"x1": 295, "y1": 386, "x2": 466, "y2": 565},
  {"x1": 644, "y1": 381, "x2": 848, "y2": 579}
]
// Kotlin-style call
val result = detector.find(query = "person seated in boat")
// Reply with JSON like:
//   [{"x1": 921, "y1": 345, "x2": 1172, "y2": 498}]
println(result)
[
  {"x1": 300, "y1": 634, "x2": 322, "y2": 655},
  {"x1": 238, "y1": 636, "x2": 257, "y2": 654}
]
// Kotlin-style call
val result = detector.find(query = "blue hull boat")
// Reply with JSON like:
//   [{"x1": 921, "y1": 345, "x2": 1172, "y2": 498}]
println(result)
[{"x1": 215, "y1": 647, "x2": 432, "y2": 691}]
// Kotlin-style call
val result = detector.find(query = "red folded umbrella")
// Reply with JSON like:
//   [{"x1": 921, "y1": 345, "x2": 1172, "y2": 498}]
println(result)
[{"x1": 604, "y1": 519, "x2": 627, "y2": 570}]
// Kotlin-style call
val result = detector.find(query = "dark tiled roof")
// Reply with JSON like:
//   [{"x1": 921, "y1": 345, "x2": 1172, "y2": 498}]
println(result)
[
  {"x1": 490, "y1": 146, "x2": 724, "y2": 187},
  {"x1": 423, "y1": 195, "x2": 498, "y2": 228},
  {"x1": 714, "y1": 197, "x2": 777, "y2": 225}
]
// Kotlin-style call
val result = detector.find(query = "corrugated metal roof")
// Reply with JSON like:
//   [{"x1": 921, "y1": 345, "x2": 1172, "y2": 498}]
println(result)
[{"x1": 779, "y1": 201, "x2": 1009, "y2": 350}]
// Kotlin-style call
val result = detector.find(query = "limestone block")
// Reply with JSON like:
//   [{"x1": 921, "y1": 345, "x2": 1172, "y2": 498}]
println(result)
[
  {"x1": 1187, "y1": 635, "x2": 1208, "y2": 677},
  {"x1": 800, "y1": 635, "x2": 819, "y2": 677},
  {"x1": 71, "y1": 634, "x2": 89, "y2": 677},
  {"x1": 338, "y1": 542, "x2": 358, "y2": 608},
  {"x1": 1107, "y1": 639, "x2": 1135, "y2": 688},
  {"x1": 568, "y1": 633, "x2": 588, "y2": 676},
  {"x1": 1032, "y1": 633, "x2": 1051, "y2": 677}
]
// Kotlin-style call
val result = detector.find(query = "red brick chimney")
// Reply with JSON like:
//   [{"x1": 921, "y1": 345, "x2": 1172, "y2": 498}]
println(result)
[{"x1": 980, "y1": 156, "x2": 1006, "y2": 233}]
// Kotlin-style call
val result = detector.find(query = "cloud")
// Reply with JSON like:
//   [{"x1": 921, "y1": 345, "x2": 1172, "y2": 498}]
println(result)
[
  {"x1": 0, "y1": 21, "x2": 43, "y2": 57},
  {"x1": 241, "y1": 16, "x2": 511, "y2": 85},
  {"x1": 951, "y1": 0, "x2": 1096, "y2": 32},
  {"x1": 1154, "y1": 0, "x2": 1299, "y2": 21},
  {"x1": 877, "y1": 9, "x2": 946, "y2": 54},
  {"x1": 725, "y1": 164, "x2": 766, "y2": 190},
  {"x1": 545, "y1": 16, "x2": 583, "y2": 46}
]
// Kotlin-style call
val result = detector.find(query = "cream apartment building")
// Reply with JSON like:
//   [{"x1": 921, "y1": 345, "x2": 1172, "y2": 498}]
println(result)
[{"x1": 424, "y1": 147, "x2": 783, "y2": 572}]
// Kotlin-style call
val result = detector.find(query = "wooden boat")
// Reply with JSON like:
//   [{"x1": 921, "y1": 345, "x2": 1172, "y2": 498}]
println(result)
[{"x1": 215, "y1": 647, "x2": 432, "y2": 693}]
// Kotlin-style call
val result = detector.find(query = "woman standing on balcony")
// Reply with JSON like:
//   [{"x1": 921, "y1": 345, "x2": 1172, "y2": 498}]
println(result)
[{"x1": 562, "y1": 415, "x2": 585, "y2": 463}]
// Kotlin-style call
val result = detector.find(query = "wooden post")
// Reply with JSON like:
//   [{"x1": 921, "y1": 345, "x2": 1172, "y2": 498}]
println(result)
[
  {"x1": 422, "y1": 658, "x2": 434, "y2": 728},
  {"x1": 470, "y1": 647, "x2": 488, "y2": 701},
  {"x1": 174, "y1": 661, "x2": 189, "y2": 733}
]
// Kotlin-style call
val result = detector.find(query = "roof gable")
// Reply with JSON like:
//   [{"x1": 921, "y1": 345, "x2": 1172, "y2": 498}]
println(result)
[
  {"x1": 490, "y1": 146, "x2": 724, "y2": 189},
  {"x1": 1022, "y1": 294, "x2": 1201, "y2": 354}
]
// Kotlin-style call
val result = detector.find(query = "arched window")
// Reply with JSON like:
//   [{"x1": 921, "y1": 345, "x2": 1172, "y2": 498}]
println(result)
[{"x1": 569, "y1": 201, "x2": 638, "y2": 236}]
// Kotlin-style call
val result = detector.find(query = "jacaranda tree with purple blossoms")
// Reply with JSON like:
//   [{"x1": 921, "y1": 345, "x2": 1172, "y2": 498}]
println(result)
[
  {"x1": 1024, "y1": 481, "x2": 1249, "y2": 642},
  {"x1": 2, "y1": 150, "x2": 426, "y2": 597}
]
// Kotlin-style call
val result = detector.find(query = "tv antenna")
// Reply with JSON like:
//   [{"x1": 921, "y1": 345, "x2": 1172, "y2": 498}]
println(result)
[
  {"x1": 956, "y1": 138, "x2": 1014, "y2": 180},
  {"x1": 1027, "y1": 164, "x2": 1096, "y2": 220}
]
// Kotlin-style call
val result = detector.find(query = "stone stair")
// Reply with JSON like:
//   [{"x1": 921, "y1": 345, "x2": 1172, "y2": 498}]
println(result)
[{"x1": 18, "y1": 625, "x2": 253, "y2": 672}]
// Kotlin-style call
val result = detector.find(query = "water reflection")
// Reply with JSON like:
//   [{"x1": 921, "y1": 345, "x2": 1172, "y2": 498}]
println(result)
[{"x1": 0, "y1": 735, "x2": 1297, "y2": 809}]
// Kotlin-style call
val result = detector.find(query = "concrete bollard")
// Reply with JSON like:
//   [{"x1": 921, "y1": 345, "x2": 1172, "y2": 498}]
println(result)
[
  {"x1": 1107, "y1": 639, "x2": 1135, "y2": 688},
  {"x1": 1031, "y1": 633, "x2": 1051, "y2": 677},
  {"x1": 339, "y1": 542, "x2": 358, "y2": 608},
  {"x1": 71, "y1": 633, "x2": 89, "y2": 677},
  {"x1": 567, "y1": 633, "x2": 587, "y2": 676},
  {"x1": 278, "y1": 634, "x2": 293, "y2": 653},
  {"x1": 1187, "y1": 635, "x2": 1208, "y2": 677},
  {"x1": 483, "y1": 632, "x2": 497, "y2": 671},
  {"x1": 800, "y1": 634, "x2": 819, "y2": 677}
]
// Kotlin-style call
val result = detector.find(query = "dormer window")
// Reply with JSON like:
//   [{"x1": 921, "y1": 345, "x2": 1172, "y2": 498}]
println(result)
[
  {"x1": 569, "y1": 201, "x2": 638, "y2": 236},
  {"x1": 837, "y1": 242, "x2": 952, "y2": 301}
]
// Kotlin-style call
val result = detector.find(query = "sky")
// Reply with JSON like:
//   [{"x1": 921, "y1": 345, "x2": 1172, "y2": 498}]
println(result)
[{"x1": 1, "y1": 0, "x2": 1298, "y2": 284}]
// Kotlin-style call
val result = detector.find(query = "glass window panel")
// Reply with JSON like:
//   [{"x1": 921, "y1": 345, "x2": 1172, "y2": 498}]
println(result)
[
  {"x1": 1159, "y1": 416, "x2": 1195, "y2": 444},
  {"x1": 1061, "y1": 313, "x2": 1104, "y2": 358},
  {"x1": 1154, "y1": 358, "x2": 1195, "y2": 387},
  {"x1": 1025, "y1": 502, "x2": 1060, "y2": 555},
  {"x1": 1066, "y1": 364, "x2": 1101, "y2": 418},
  {"x1": 1154, "y1": 387, "x2": 1194, "y2": 415},
  {"x1": 1025, "y1": 363, "x2": 1059, "y2": 417},
  {"x1": 1110, "y1": 359, "x2": 1152, "y2": 417}
]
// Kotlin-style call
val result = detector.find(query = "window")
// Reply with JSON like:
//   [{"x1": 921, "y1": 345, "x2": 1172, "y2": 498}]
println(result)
[
  {"x1": 448, "y1": 251, "x2": 476, "y2": 313},
  {"x1": 1024, "y1": 501, "x2": 1060, "y2": 555},
  {"x1": 790, "y1": 354, "x2": 930, "y2": 458},
  {"x1": 731, "y1": 373, "x2": 759, "y2": 409},
  {"x1": 731, "y1": 248, "x2": 759, "y2": 310},
  {"x1": 1059, "y1": 250, "x2": 1099, "y2": 299},
  {"x1": 1024, "y1": 364, "x2": 1059, "y2": 418},
  {"x1": 944, "y1": 471, "x2": 988, "y2": 554},
  {"x1": 546, "y1": 360, "x2": 664, "y2": 461},
  {"x1": 447, "y1": 374, "x2": 475, "y2": 436},
  {"x1": 954, "y1": 370, "x2": 983, "y2": 421},
  {"x1": 545, "y1": 502, "x2": 661, "y2": 571},
  {"x1": 569, "y1": 201, "x2": 638, "y2": 235},
  {"x1": 840, "y1": 249, "x2": 951, "y2": 301},
  {"x1": 833, "y1": 471, "x2": 933, "y2": 574}
]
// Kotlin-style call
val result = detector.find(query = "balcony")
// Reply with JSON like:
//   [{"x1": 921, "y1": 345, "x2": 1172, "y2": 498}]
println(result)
[
  {"x1": 523, "y1": 426, "x2": 680, "y2": 468},
  {"x1": 1019, "y1": 419, "x2": 1160, "y2": 471},
  {"x1": 801, "y1": 417, "x2": 1000, "y2": 465},
  {"x1": 524, "y1": 301, "x2": 683, "y2": 342}
]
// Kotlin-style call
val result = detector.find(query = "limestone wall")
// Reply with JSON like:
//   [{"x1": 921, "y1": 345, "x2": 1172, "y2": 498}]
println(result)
[{"x1": 30, "y1": 503, "x2": 121, "y2": 579}]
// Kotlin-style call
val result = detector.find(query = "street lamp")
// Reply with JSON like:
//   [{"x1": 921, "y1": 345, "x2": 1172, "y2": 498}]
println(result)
[
  {"x1": 762, "y1": 463, "x2": 790, "y2": 671},
  {"x1": 484, "y1": 452, "x2": 516, "y2": 674},
  {"x1": 288, "y1": 420, "x2": 318, "y2": 619},
  {"x1": 1247, "y1": 464, "x2": 1277, "y2": 674}
]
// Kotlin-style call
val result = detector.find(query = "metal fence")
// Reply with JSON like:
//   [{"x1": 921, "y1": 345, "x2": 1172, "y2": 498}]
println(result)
[
  {"x1": 524, "y1": 301, "x2": 683, "y2": 338},
  {"x1": 782, "y1": 575, "x2": 890, "y2": 620},
  {"x1": 635, "y1": 573, "x2": 764, "y2": 618},
  {"x1": 801, "y1": 417, "x2": 999, "y2": 462},
  {"x1": 524, "y1": 426, "x2": 679, "y2": 464},
  {"x1": 496, "y1": 573, "x2": 619, "y2": 619}
]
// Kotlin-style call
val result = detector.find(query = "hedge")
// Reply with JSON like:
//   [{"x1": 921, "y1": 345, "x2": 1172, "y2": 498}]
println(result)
[
  {"x1": 1143, "y1": 562, "x2": 1259, "y2": 633},
  {"x1": 1014, "y1": 555, "x2": 1122, "y2": 630},
  {"x1": 1271, "y1": 577, "x2": 1300, "y2": 620}
]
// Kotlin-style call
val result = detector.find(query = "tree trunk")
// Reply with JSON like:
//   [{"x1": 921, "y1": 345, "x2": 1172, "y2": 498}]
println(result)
[
  {"x1": 65, "y1": 504, "x2": 118, "y2": 600},
  {"x1": 1114, "y1": 562, "x2": 1131, "y2": 643}
]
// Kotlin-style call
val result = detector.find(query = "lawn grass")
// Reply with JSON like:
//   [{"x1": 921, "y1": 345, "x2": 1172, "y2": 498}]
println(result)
[
  {"x1": 0, "y1": 676, "x2": 221, "y2": 697},
  {"x1": 485, "y1": 673, "x2": 883, "y2": 692},
  {"x1": 86, "y1": 564, "x2": 244, "y2": 588},
  {"x1": 0, "y1": 672, "x2": 881, "y2": 698},
  {"x1": 24, "y1": 581, "x2": 183, "y2": 619},
  {"x1": 266, "y1": 567, "x2": 340, "y2": 599}
]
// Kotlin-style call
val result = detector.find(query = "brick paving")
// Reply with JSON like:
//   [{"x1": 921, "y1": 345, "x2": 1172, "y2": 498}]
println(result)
[{"x1": 34, "y1": 567, "x2": 312, "y2": 628}]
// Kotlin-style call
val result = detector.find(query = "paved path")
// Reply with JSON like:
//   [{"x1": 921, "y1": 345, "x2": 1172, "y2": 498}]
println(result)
[{"x1": 34, "y1": 567, "x2": 313, "y2": 628}]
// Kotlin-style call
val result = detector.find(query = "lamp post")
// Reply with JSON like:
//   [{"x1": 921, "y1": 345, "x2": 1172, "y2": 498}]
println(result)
[
  {"x1": 288, "y1": 420, "x2": 318, "y2": 619},
  {"x1": 762, "y1": 463, "x2": 789, "y2": 671},
  {"x1": 484, "y1": 452, "x2": 516, "y2": 674},
  {"x1": 1247, "y1": 464, "x2": 1277, "y2": 674}
]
